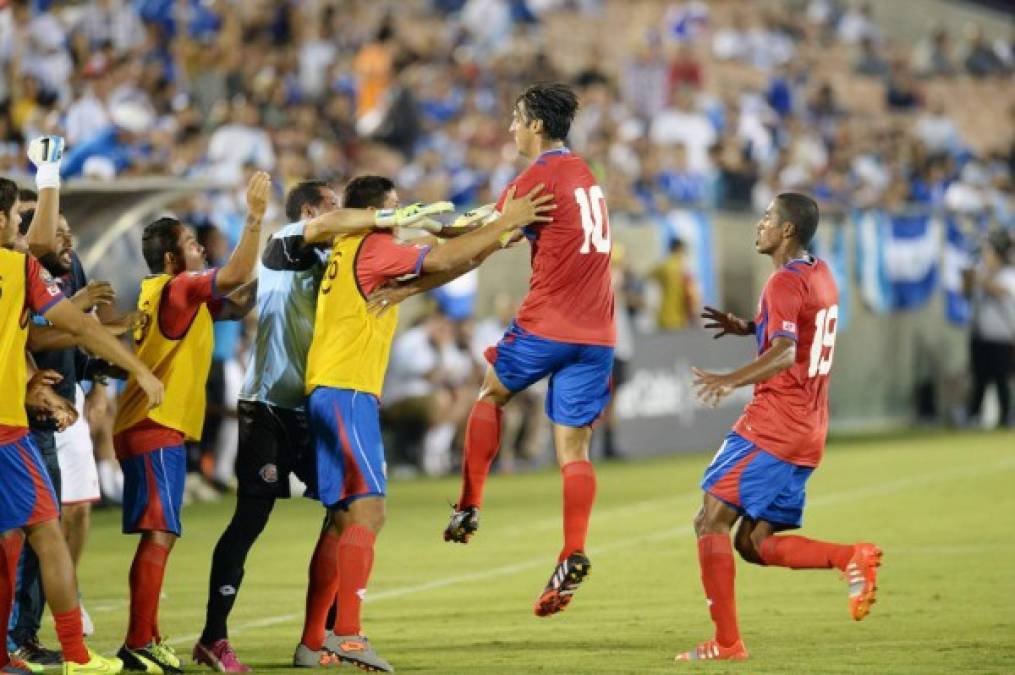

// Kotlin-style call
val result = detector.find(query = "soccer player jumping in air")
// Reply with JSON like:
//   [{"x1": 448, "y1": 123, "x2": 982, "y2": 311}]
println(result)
[
  {"x1": 676, "y1": 193, "x2": 881, "y2": 662},
  {"x1": 444, "y1": 83, "x2": 616, "y2": 618}
]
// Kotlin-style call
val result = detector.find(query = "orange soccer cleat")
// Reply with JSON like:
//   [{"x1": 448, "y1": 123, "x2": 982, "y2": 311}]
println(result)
[
  {"x1": 845, "y1": 542, "x2": 882, "y2": 621},
  {"x1": 675, "y1": 639, "x2": 749, "y2": 662}
]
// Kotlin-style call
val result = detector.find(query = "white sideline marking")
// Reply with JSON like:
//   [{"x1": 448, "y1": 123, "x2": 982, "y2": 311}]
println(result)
[{"x1": 166, "y1": 457, "x2": 1015, "y2": 646}]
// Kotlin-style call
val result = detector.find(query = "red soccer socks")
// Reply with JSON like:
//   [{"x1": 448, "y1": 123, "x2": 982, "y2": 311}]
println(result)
[
  {"x1": 456, "y1": 400, "x2": 503, "y2": 509},
  {"x1": 0, "y1": 533, "x2": 24, "y2": 669},
  {"x1": 126, "y1": 540, "x2": 170, "y2": 649},
  {"x1": 560, "y1": 460, "x2": 596, "y2": 562},
  {"x1": 333, "y1": 525, "x2": 376, "y2": 637},
  {"x1": 54, "y1": 607, "x2": 89, "y2": 664},
  {"x1": 697, "y1": 534, "x2": 741, "y2": 648},
  {"x1": 300, "y1": 529, "x2": 341, "y2": 650},
  {"x1": 758, "y1": 535, "x2": 854, "y2": 571}
]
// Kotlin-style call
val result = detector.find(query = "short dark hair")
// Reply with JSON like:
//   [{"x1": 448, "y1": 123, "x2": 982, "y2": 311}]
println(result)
[
  {"x1": 342, "y1": 175, "x2": 395, "y2": 209},
  {"x1": 775, "y1": 192, "x2": 819, "y2": 246},
  {"x1": 0, "y1": 178, "x2": 17, "y2": 223},
  {"x1": 516, "y1": 83, "x2": 579, "y2": 142},
  {"x1": 141, "y1": 217, "x2": 183, "y2": 274},
  {"x1": 284, "y1": 180, "x2": 330, "y2": 222}
]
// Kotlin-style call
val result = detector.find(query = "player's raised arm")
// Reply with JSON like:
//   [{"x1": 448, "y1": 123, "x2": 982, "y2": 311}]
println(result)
[
  {"x1": 24, "y1": 135, "x2": 65, "y2": 257},
  {"x1": 42, "y1": 299, "x2": 164, "y2": 408},
  {"x1": 213, "y1": 279, "x2": 259, "y2": 321},
  {"x1": 214, "y1": 171, "x2": 270, "y2": 292},
  {"x1": 420, "y1": 185, "x2": 554, "y2": 274},
  {"x1": 303, "y1": 201, "x2": 454, "y2": 244}
]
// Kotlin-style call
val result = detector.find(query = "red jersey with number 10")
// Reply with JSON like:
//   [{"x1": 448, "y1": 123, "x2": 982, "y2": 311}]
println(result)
[
  {"x1": 495, "y1": 149, "x2": 615, "y2": 346},
  {"x1": 734, "y1": 256, "x2": 839, "y2": 468}
]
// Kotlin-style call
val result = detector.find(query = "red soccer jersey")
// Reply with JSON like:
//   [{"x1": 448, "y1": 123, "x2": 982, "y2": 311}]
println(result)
[
  {"x1": 734, "y1": 256, "x2": 839, "y2": 467},
  {"x1": 495, "y1": 149, "x2": 615, "y2": 346}
]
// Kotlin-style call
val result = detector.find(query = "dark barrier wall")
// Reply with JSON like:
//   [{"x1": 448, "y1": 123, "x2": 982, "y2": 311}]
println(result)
[{"x1": 614, "y1": 330, "x2": 757, "y2": 456}]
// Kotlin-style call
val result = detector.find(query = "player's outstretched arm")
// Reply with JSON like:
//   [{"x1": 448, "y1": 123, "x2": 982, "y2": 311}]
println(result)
[
  {"x1": 700, "y1": 305, "x2": 755, "y2": 339},
  {"x1": 692, "y1": 336, "x2": 796, "y2": 407},
  {"x1": 303, "y1": 201, "x2": 455, "y2": 244},
  {"x1": 420, "y1": 185, "x2": 553, "y2": 274},
  {"x1": 42, "y1": 299, "x2": 164, "y2": 408},
  {"x1": 27, "y1": 309, "x2": 146, "y2": 352},
  {"x1": 24, "y1": 135, "x2": 65, "y2": 257},
  {"x1": 365, "y1": 241, "x2": 501, "y2": 316},
  {"x1": 215, "y1": 171, "x2": 270, "y2": 293}
]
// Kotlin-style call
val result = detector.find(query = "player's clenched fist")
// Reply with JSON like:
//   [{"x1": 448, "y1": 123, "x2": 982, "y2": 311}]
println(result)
[
  {"x1": 245, "y1": 171, "x2": 272, "y2": 220},
  {"x1": 27, "y1": 135, "x2": 65, "y2": 189}
]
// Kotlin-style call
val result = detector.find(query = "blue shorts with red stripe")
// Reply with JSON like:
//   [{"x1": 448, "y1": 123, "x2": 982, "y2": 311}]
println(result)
[
  {"x1": 701, "y1": 431, "x2": 814, "y2": 529},
  {"x1": 485, "y1": 321, "x2": 614, "y2": 427},
  {"x1": 120, "y1": 446, "x2": 186, "y2": 536},
  {"x1": 308, "y1": 387, "x2": 386, "y2": 510},
  {"x1": 0, "y1": 434, "x2": 59, "y2": 532}
]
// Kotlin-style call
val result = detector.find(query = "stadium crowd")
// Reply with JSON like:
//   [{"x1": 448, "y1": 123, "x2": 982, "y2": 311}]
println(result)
[{"x1": 0, "y1": 0, "x2": 1012, "y2": 489}]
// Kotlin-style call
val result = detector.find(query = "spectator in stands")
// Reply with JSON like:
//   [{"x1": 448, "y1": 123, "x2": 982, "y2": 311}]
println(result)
[
  {"x1": 913, "y1": 26, "x2": 956, "y2": 78},
  {"x1": 853, "y1": 37, "x2": 890, "y2": 77},
  {"x1": 623, "y1": 33, "x2": 670, "y2": 120},
  {"x1": 383, "y1": 310, "x2": 477, "y2": 475},
  {"x1": 650, "y1": 86, "x2": 716, "y2": 174},
  {"x1": 963, "y1": 230, "x2": 1014, "y2": 428},
  {"x1": 837, "y1": 2, "x2": 880, "y2": 45},
  {"x1": 651, "y1": 238, "x2": 700, "y2": 331},
  {"x1": 884, "y1": 59, "x2": 923, "y2": 110},
  {"x1": 207, "y1": 97, "x2": 276, "y2": 182},
  {"x1": 963, "y1": 24, "x2": 1009, "y2": 78}
]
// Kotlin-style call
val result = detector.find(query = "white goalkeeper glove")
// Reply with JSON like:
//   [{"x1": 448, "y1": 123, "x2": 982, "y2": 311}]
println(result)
[
  {"x1": 27, "y1": 135, "x2": 65, "y2": 190},
  {"x1": 374, "y1": 201, "x2": 455, "y2": 234}
]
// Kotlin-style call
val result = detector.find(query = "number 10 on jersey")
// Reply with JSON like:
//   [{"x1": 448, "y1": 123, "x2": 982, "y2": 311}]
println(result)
[{"x1": 576, "y1": 185, "x2": 610, "y2": 254}]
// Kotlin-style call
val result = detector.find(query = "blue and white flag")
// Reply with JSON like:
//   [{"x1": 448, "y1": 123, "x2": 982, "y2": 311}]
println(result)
[
  {"x1": 658, "y1": 208, "x2": 718, "y2": 306},
  {"x1": 855, "y1": 209, "x2": 940, "y2": 313},
  {"x1": 942, "y1": 217, "x2": 974, "y2": 325}
]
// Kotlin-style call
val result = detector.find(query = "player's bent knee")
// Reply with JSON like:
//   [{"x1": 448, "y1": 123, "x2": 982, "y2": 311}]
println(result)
[
  {"x1": 734, "y1": 535, "x2": 763, "y2": 564},
  {"x1": 693, "y1": 509, "x2": 707, "y2": 536}
]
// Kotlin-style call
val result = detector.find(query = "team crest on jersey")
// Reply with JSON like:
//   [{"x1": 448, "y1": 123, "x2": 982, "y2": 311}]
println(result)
[
  {"x1": 782, "y1": 320, "x2": 797, "y2": 333},
  {"x1": 259, "y1": 463, "x2": 279, "y2": 484}
]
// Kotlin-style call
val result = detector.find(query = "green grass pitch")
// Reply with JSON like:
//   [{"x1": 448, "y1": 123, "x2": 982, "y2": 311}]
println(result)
[{"x1": 52, "y1": 431, "x2": 1015, "y2": 673}]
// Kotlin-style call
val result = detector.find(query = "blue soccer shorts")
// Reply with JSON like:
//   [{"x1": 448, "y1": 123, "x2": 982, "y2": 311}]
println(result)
[
  {"x1": 484, "y1": 321, "x2": 614, "y2": 428},
  {"x1": 308, "y1": 387, "x2": 386, "y2": 511},
  {"x1": 120, "y1": 446, "x2": 186, "y2": 536},
  {"x1": 0, "y1": 434, "x2": 59, "y2": 532},
  {"x1": 701, "y1": 431, "x2": 814, "y2": 529}
]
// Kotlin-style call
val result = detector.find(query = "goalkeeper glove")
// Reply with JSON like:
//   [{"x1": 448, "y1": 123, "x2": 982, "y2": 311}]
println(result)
[
  {"x1": 27, "y1": 135, "x2": 65, "y2": 190},
  {"x1": 450, "y1": 202, "x2": 498, "y2": 229},
  {"x1": 374, "y1": 201, "x2": 454, "y2": 234}
]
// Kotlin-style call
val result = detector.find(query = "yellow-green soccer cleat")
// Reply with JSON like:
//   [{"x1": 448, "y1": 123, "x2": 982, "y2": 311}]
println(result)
[
  {"x1": 116, "y1": 642, "x2": 181, "y2": 675},
  {"x1": 62, "y1": 650, "x2": 124, "y2": 675}
]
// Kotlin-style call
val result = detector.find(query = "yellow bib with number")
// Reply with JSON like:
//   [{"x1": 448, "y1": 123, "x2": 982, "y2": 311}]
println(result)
[
  {"x1": 305, "y1": 234, "x2": 399, "y2": 397},
  {"x1": 114, "y1": 274, "x2": 213, "y2": 439}
]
